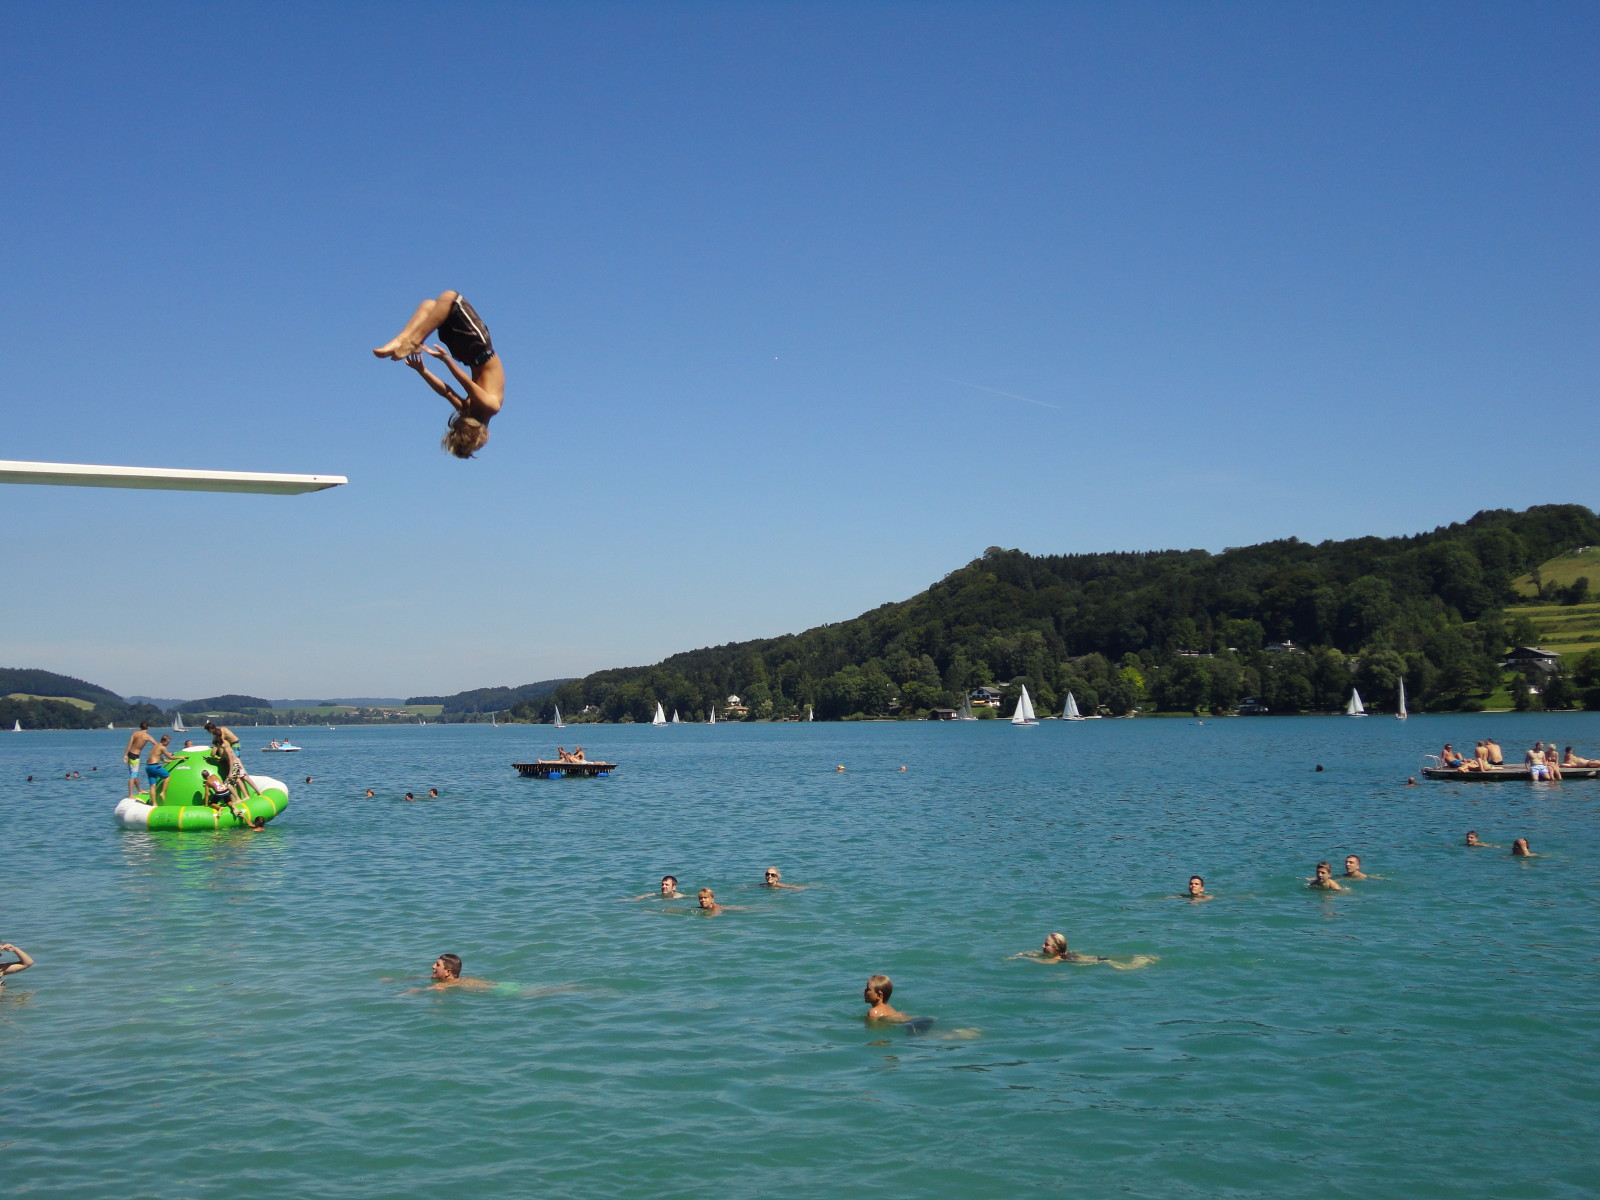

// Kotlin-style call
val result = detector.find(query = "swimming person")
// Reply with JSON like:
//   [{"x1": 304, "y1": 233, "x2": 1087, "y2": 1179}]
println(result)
[
  {"x1": 424, "y1": 953, "x2": 494, "y2": 991},
  {"x1": 622, "y1": 875, "x2": 684, "y2": 901},
  {"x1": 123, "y1": 721, "x2": 155, "y2": 797},
  {"x1": 1342, "y1": 855, "x2": 1369, "y2": 879},
  {"x1": 374, "y1": 291, "x2": 504, "y2": 459},
  {"x1": 761, "y1": 868, "x2": 805, "y2": 890},
  {"x1": 1511, "y1": 838, "x2": 1538, "y2": 857},
  {"x1": 696, "y1": 887, "x2": 747, "y2": 915},
  {"x1": 863, "y1": 974, "x2": 909, "y2": 1024},
  {"x1": 0, "y1": 942, "x2": 34, "y2": 987},
  {"x1": 1308, "y1": 862, "x2": 1344, "y2": 890},
  {"x1": 1176, "y1": 875, "x2": 1212, "y2": 901},
  {"x1": 1465, "y1": 831, "x2": 1499, "y2": 848},
  {"x1": 1014, "y1": 933, "x2": 1157, "y2": 969}
]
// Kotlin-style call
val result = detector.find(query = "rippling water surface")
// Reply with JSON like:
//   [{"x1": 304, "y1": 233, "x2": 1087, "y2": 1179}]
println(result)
[{"x1": 4, "y1": 715, "x2": 1598, "y2": 1199}]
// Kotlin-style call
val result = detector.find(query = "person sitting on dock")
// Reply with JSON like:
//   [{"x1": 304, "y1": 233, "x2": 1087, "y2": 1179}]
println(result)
[
  {"x1": 1544, "y1": 744, "x2": 1562, "y2": 781},
  {"x1": 1511, "y1": 838, "x2": 1538, "y2": 858},
  {"x1": 1440, "y1": 744, "x2": 1469, "y2": 769},
  {"x1": 1308, "y1": 862, "x2": 1343, "y2": 890},
  {"x1": 761, "y1": 868, "x2": 805, "y2": 890},
  {"x1": 1474, "y1": 741, "x2": 1491, "y2": 770},
  {"x1": 1486, "y1": 738, "x2": 1504, "y2": 766},
  {"x1": 374, "y1": 291, "x2": 504, "y2": 459},
  {"x1": 144, "y1": 735, "x2": 176, "y2": 803},
  {"x1": 555, "y1": 747, "x2": 574, "y2": 762},
  {"x1": 1525, "y1": 744, "x2": 1550, "y2": 780},
  {"x1": 0, "y1": 942, "x2": 34, "y2": 987},
  {"x1": 571, "y1": 747, "x2": 587, "y2": 762},
  {"x1": 1465, "y1": 831, "x2": 1500, "y2": 848}
]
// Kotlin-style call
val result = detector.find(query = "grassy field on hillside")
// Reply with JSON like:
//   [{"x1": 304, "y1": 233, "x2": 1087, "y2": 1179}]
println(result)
[
  {"x1": 1504, "y1": 601, "x2": 1600, "y2": 656},
  {"x1": 6, "y1": 693, "x2": 95, "y2": 710},
  {"x1": 1513, "y1": 545, "x2": 1600, "y2": 597}
]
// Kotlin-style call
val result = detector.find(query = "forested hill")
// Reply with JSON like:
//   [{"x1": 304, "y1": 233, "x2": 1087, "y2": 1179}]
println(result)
[
  {"x1": 519, "y1": 504, "x2": 1600, "y2": 723},
  {"x1": 0, "y1": 668, "x2": 162, "y2": 730}
]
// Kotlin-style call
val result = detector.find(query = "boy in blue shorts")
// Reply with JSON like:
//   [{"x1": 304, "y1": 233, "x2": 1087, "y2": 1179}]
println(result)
[{"x1": 144, "y1": 734, "x2": 175, "y2": 802}]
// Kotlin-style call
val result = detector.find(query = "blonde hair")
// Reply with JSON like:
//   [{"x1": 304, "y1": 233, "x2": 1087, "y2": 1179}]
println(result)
[
  {"x1": 442, "y1": 414, "x2": 490, "y2": 459},
  {"x1": 1043, "y1": 933, "x2": 1068, "y2": 956},
  {"x1": 867, "y1": 973, "x2": 893, "y2": 1000}
]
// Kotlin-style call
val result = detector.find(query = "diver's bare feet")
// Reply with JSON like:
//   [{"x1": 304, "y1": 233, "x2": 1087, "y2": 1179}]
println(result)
[{"x1": 373, "y1": 336, "x2": 421, "y2": 360}]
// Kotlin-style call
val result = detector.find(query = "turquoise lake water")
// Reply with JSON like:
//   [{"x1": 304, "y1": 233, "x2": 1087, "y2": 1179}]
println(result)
[{"x1": 4, "y1": 715, "x2": 1598, "y2": 1199}]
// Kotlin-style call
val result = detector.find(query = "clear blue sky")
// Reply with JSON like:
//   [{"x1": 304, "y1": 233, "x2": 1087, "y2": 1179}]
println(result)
[{"x1": 2, "y1": 2, "x2": 1595, "y2": 700}]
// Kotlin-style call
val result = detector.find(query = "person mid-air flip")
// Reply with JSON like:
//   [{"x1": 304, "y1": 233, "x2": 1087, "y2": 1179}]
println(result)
[{"x1": 373, "y1": 290, "x2": 504, "y2": 458}]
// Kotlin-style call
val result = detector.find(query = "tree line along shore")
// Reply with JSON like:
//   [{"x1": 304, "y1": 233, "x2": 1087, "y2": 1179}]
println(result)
[{"x1": 9, "y1": 505, "x2": 1600, "y2": 729}]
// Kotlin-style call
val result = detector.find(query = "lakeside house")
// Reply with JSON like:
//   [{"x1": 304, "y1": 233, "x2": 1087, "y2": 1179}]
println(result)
[
  {"x1": 1502, "y1": 646, "x2": 1563, "y2": 674},
  {"x1": 723, "y1": 694, "x2": 750, "y2": 719},
  {"x1": 970, "y1": 686, "x2": 1003, "y2": 708},
  {"x1": 930, "y1": 707, "x2": 958, "y2": 721}
]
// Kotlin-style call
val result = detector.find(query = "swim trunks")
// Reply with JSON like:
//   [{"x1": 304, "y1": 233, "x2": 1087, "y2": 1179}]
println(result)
[
  {"x1": 436, "y1": 295, "x2": 496, "y2": 369},
  {"x1": 145, "y1": 763, "x2": 170, "y2": 782},
  {"x1": 126, "y1": 754, "x2": 141, "y2": 778}
]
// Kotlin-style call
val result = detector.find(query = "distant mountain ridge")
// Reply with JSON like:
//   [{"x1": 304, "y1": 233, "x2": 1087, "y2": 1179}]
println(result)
[{"x1": 405, "y1": 679, "x2": 576, "y2": 714}]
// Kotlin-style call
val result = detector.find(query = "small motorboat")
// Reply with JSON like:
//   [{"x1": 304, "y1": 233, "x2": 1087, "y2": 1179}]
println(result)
[{"x1": 260, "y1": 740, "x2": 302, "y2": 752}]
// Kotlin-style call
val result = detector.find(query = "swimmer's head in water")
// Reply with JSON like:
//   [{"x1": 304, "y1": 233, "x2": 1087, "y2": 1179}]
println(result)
[
  {"x1": 660, "y1": 875, "x2": 678, "y2": 895},
  {"x1": 764, "y1": 868, "x2": 781, "y2": 884},
  {"x1": 1188, "y1": 876, "x2": 1206, "y2": 895},
  {"x1": 865, "y1": 973, "x2": 893, "y2": 1003},
  {"x1": 1314, "y1": 861, "x2": 1332, "y2": 880},
  {"x1": 1512, "y1": 838, "x2": 1531, "y2": 856},
  {"x1": 433, "y1": 954, "x2": 463, "y2": 981},
  {"x1": 443, "y1": 414, "x2": 490, "y2": 459},
  {"x1": 697, "y1": 888, "x2": 716, "y2": 908},
  {"x1": 1466, "y1": 831, "x2": 1479, "y2": 845},
  {"x1": 1042, "y1": 933, "x2": 1068, "y2": 957},
  {"x1": 1345, "y1": 855, "x2": 1361, "y2": 872}
]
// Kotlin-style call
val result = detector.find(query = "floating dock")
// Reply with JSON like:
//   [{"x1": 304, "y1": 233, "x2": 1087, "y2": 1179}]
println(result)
[
  {"x1": 1423, "y1": 766, "x2": 1600, "y2": 781},
  {"x1": 513, "y1": 760, "x2": 616, "y2": 778}
]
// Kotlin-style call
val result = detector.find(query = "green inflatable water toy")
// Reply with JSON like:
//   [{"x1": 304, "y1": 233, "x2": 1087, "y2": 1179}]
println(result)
[{"x1": 114, "y1": 746, "x2": 289, "y2": 831}]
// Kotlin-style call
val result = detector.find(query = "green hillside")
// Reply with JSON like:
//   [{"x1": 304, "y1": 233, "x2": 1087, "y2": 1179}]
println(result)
[
  {"x1": 526, "y1": 504, "x2": 1600, "y2": 722},
  {"x1": 0, "y1": 668, "x2": 162, "y2": 730},
  {"x1": 1512, "y1": 544, "x2": 1600, "y2": 598}
]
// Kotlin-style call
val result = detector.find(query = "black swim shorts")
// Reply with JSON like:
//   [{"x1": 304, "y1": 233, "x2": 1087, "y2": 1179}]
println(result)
[{"x1": 437, "y1": 295, "x2": 496, "y2": 369}]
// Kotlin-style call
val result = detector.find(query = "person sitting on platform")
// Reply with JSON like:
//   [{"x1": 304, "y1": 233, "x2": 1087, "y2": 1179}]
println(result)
[
  {"x1": 1525, "y1": 743, "x2": 1550, "y2": 780},
  {"x1": 1544, "y1": 744, "x2": 1563, "y2": 781},
  {"x1": 1440, "y1": 744, "x2": 1469, "y2": 768},
  {"x1": 571, "y1": 747, "x2": 587, "y2": 762},
  {"x1": 1562, "y1": 746, "x2": 1600, "y2": 767},
  {"x1": 373, "y1": 291, "x2": 505, "y2": 460}
]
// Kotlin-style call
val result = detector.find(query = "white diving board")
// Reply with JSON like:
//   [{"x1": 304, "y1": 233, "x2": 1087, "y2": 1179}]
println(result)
[{"x1": 0, "y1": 460, "x2": 347, "y2": 495}]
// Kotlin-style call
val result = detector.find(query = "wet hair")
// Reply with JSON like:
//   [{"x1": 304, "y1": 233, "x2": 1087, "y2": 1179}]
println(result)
[
  {"x1": 139, "y1": 720, "x2": 150, "y2": 731},
  {"x1": 1043, "y1": 933, "x2": 1068, "y2": 956},
  {"x1": 697, "y1": 888, "x2": 715, "y2": 903},
  {"x1": 867, "y1": 973, "x2": 894, "y2": 1000},
  {"x1": 661, "y1": 875, "x2": 677, "y2": 888},
  {"x1": 442, "y1": 414, "x2": 490, "y2": 459},
  {"x1": 1189, "y1": 875, "x2": 1205, "y2": 888},
  {"x1": 1315, "y1": 861, "x2": 1331, "y2": 873},
  {"x1": 158, "y1": 735, "x2": 170, "y2": 744},
  {"x1": 437, "y1": 953, "x2": 463, "y2": 978},
  {"x1": 1511, "y1": 838, "x2": 1531, "y2": 856}
]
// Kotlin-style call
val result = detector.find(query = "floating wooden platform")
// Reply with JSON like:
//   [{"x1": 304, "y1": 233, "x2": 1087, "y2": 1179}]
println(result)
[
  {"x1": 1423, "y1": 766, "x2": 1600, "y2": 781},
  {"x1": 513, "y1": 760, "x2": 616, "y2": 779}
]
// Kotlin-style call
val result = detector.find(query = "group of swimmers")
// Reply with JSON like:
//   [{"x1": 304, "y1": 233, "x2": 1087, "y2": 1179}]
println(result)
[{"x1": 1438, "y1": 738, "x2": 1599, "y2": 778}]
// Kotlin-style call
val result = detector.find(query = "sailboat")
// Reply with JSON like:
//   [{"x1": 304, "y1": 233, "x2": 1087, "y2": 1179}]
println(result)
[
  {"x1": 1063, "y1": 691, "x2": 1082, "y2": 721},
  {"x1": 708, "y1": 707, "x2": 717, "y2": 725},
  {"x1": 1011, "y1": 685, "x2": 1038, "y2": 726},
  {"x1": 957, "y1": 694, "x2": 977, "y2": 720},
  {"x1": 173, "y1": 712, "x2": 188, "y2": 733},
  {"x1": 671, "y1": 709, "x2": 681, "y2": 724},
  {"x1": 1346, "y1": 689, "x2": 1367, "y2": 717},
  {"x1": 652, "y1": 702, "x2": 668, "y2": 726},
  {"x1": 12, "y1": 719, "x2": 21, "y2": 732},
  {"x1": 553, "y1": 705, "x2": 565, "y2": 729},
  {"x1": 491, "y1": 712, "x2": 499, "y2": 728},
  {"x1": 1395, "y1": 678, "x2": 1408, "y2": 720},
  {"x1": 807, "y1": 705, "x2": 814, "y2": 722}
]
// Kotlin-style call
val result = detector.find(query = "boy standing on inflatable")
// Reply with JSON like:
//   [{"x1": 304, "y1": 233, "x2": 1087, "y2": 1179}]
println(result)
[{"x1": 373, "y1": 290, "x2": 505, "y2": 459}]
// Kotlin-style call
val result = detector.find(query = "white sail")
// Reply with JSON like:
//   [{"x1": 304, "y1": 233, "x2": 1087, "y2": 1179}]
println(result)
[
  {"x1": 708, "y1": 707, "x2": 717, "y2": 724},
  {"x1": 671, "y1": 709, "x2": 680, "y2": 724},
  {"x1": 958, "y1": 694, "x2": 976, "y2": 720},
  {"x1": 1396, "y1": 678, "x2": 1408, "y2": 720},
  {"x1": 652, "y1": 702, "x2": 667, "y2": 726},
  {"x1": 173, "y1": 712, "x2": 187, "y2": 733},
  {"x1": 553, "y1": 705, "x2": 565, "y2": 728},
  {"x1": 491, "y1": 713, "x2": 499, "y2": 727},
  {"x1": 1064, "y1": 691, "x2": 1081, "y2": 720},
  {"x1": 1346, "y1": 689, "x2": 1367, "y2": 717},
  {"x1": 1012, "y1": 685, "x2": 1038, "y2": 725},
  {"x1": 807, "y1": 705, "x2": 814, "y2": 722},
  {"x1": 12, "y1": 719, "x2": 20, "y2": 732}
]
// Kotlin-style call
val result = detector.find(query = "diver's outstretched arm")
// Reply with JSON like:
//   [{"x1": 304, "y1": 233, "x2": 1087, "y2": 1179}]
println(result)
[{"x1": 407, "y1": 354, "x2": 466, "y2": 412}]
